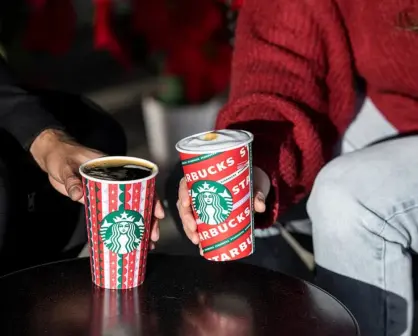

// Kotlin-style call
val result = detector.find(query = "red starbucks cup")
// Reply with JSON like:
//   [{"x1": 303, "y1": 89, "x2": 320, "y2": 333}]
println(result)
[
  {"x1": 79, "y1": 156, "x2": 158, "y2": 289},
  {"x1": 176, "y1": 130, "x2": 254, "y2": 262}
]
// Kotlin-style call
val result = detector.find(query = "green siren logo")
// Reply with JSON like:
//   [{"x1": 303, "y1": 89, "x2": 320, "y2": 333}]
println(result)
[
  {"x1": 100, "y1": 210, "x2": 145, "y2": 254},
  {"x1": 191, "y1": 180, "x2": 233, "y2": 225}
]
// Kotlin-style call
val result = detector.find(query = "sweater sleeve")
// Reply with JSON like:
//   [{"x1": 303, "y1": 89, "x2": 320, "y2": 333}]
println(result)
[
  {"x1": 0, "y1": 57, "x2": 64, "y2": 150},
  {"x1": 216, "y1": 0, "x2": 356, "y2": 228}
]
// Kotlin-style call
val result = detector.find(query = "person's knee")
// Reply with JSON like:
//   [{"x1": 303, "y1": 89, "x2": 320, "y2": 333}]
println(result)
[
  {"x1": 308, "y1": 139, "x2": 418, "y2": 229},
  {"x1": 308, "y1": 154, "x2": 355, "y2": 213},
  {"x1": 307, "y1": 153, "x2": 385, "y2": 237}
]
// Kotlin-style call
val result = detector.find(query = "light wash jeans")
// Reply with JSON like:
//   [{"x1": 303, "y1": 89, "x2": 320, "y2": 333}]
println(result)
[{"x1": 308, "y1": 98, "x2": 417, "y2": 335}]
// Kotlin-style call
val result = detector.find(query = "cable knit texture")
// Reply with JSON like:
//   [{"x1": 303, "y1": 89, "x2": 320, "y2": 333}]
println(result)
[{"x1": 215, "y1": 0, "x2": 418, "y2": 228}]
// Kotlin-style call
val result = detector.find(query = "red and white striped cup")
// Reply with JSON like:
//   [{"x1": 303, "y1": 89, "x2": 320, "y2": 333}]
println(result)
[
  {"x1": 176, "y1": 130, "x2": 255, "y2": 262},
  {"x1": 79, "y1": 156, "x2": 158, "y2": 289}
]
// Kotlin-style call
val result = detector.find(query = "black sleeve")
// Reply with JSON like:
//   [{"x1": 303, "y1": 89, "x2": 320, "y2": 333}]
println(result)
[{"x1": 0, "y1": 57, "x2": 64, "y2": 150}]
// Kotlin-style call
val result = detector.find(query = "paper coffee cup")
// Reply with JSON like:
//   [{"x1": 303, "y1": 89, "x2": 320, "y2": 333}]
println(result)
[
  {"x1": 176, "y1": 130, "x2": 255, "y2": 262},
  {"x1": 79, "y1": 156, "x2": 158, "y2": 289}
]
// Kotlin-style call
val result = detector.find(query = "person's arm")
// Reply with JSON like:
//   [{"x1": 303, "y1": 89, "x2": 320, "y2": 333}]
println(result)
[
  {"x1": 0, "y1": 57, "x2": 64, "y2": 149},
  {"x1": 216, "y1": 0, "x2": 357, "y2": 227}
]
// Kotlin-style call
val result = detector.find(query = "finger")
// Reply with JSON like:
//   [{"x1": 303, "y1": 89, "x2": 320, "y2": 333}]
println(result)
[
  {"x1": 153, "y1": 198, "x2": 165, "y2": 219},
  {"x1": 177, "y1": 200, "x2": 199, "y2": 244},
  {"x1": 150, "y1": 218, "x2": 160, "y2": 242},
  {"x1": 177, "y1": 201, "x2": 199, "y2": 244},
  {"x1": 65, "y1": 150, "x2": 104, "y2": 200},
  {"x1": 49, "y1": 175, "x2": 68, "y2": 197},
  {"x1": 60, "y1": 164, "x2": 83, "y2": 201},
  {"x1": 253, "y1": 167, "x2": 271, "y2": 197},
  {"x1": 177, "y1": 178, "x2": 199, "y2": 243},
  {"x1": 48, "y1": 175, "x2": 86, "y2": 205},
  {"x1": 182, "y1": 219, "x2": 200, "y2": 244},
  {"x1": 67, "y1": 177, "x2": 83, "y2": 201},
  {"x1": 185, "y1": 227, "x2": 200, "y2": 245},
  {"x1": 78, "y1": 149, "x2": 105, "y2": 163},
  {"x1": 149, "y1": 242, "x2": 156, "y2": 250},
  {"x1": 177, "y1": 199, "x2": 197, "y2": 232},
  {"x1": 252, "y1": 167, "x2": 270, "y2": 213},
  {"x1": 178, "y1": 178, "x2": 190, "y2": 207},
  {"x1": 254, "y1": 191, "x2": 266, "y2": 213}
]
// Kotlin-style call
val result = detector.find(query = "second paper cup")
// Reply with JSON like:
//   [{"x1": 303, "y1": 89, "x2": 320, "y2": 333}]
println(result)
[{"x1": 176, "y1": 130, "x2": 255, "y2": 262}]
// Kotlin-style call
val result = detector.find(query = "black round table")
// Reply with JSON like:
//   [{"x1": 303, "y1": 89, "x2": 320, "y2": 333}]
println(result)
[{"x1": 0, "y1": 254, "x2": 359, "y2": 336}]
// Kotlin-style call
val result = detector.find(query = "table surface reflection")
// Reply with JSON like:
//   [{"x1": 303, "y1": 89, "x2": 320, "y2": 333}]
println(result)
[{"x1": 0, "y1": 254, "x2": 359, "y2": 336}]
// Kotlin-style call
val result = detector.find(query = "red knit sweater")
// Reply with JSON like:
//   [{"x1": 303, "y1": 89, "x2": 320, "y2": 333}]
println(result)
[{"x1": 215, "y1": 0, "x2": 418, "y2": 228}]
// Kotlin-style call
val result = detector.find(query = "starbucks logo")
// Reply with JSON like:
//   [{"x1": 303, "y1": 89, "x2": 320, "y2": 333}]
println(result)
[
  {"x1": 191, "y1": 181, "x2": 233, "y2": 225},
  {"x1": 100, "y1": 210, "x2": 145, "y2": 254}
]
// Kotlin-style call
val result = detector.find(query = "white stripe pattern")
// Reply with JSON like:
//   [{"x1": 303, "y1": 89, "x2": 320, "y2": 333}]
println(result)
[
  {"x1": 116, "y1": 186, "x2": 124, "y2": 288},
  {"x1": 125, "y1": 186, "x2": 134, "y2": 288},
  {"x1": 133, "y1": 181, "x2": 147, "y2": 287},
  {"x1": 101, "y1": 183, "x2": 110, "y2": 288},
  {"x1": 88, "y1": 182, "x2": 97, "y2": 285}
]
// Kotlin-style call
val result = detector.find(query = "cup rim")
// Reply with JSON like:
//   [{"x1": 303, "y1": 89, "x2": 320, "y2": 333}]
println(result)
[
  {"x1": 175, "y1": 130, "x2": 254, "y2": 155},
  {"x1": 79, "y1": 156, "x2": 159, "y2": 184}
]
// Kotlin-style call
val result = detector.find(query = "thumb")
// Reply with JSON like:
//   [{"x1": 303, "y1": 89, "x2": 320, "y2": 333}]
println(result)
[
  {"x1": 253, "y1": 167, "x2": 270, "y2": 213},
  {"x1": 254, "y1": 191, "x2": 266, "y2": 213},
  {"x1": 62, "y1": 164, "x2": 83, "y2": 201}
]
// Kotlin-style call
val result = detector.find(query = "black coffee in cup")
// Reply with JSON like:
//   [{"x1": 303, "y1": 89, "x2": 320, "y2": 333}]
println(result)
[{"x1": 82, "y1": 159, "x2": 153, "y2": 181}]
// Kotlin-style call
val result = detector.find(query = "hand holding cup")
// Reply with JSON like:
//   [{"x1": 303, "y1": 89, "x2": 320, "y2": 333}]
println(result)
[
  {"x1": 176, "y1": 130, "x2": 270, "y2": 261},
  {"x1": 178, "y1": 166, "x2": 270, "y2": 246}
]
